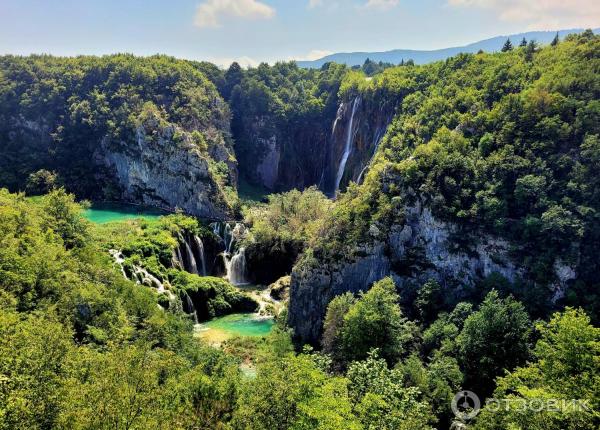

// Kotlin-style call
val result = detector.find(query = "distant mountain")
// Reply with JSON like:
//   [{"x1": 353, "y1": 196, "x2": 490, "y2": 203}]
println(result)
[{"x1": 297, "y1": 28, "x2": 599, "y2": 68}]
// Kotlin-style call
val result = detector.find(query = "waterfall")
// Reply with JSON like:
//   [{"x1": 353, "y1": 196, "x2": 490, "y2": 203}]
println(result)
[
  {"x1": 183, "y1": 240, "x2": 199, "y2": 275},
  {"x1": 109, "y1": 249, "x2": 166, "y2": 293},
  {"x1": 193, "y1": 235, "x2": 207, "y2": 276},
  {"x1": 175, "y1": 246, "x2": 185, "y2": 270},
  {"x1": 183, "y1": 293, "x2": 199, "y2": 324},
  {"x1": 109, "y1": 249, "x2": 128, "y2": 278},
  {"x1": 356, "y1": 126, "x2": 386, "y2": 185},
  {"x1": 227, "y1": 247, "x2": 248, "y2": 286},
  {"x1": 334, "y1": 97, "x2": 361, "y2": 193}
]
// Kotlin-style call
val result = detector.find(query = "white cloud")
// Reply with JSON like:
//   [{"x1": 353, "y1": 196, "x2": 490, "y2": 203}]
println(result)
[
  {"x1": 363, "y1": 0, "x2": 399, "y2": 10},
  {"x1": 308, "y1": 0, "x2": 323, "y2": 8},
  {"x1": 448, "y1": 0, "x2": 600, "y2": 29},
  {"x1": 292, "y1": 49, "x2": 334, "y2": 61},
  {"x1": 206, "y1": 56, "x2": 262, "y2": 68},
  {"x1": 194, "y1": 0, "x2": 276, "y2": 28}
]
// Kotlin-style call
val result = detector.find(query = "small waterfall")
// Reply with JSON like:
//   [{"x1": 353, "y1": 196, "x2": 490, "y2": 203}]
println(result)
[
  {"x1": 132, "y1": 266, "x2": 165, "y2": 293},
  {"x1": 193, "y1": 235, "x2": 207, "y2": 276},
  {"x1": 334, "y1": 97, "x2": 361, "y2": 193},
  {"x1": 227, "y1": 247, "x2": 248, "y2": 286},
  {"x1": 109, "y1": 249, "x2": 128, "y2": 279},
  {"x1": 183, "y1": 293, "x2": 199, "y2": 324},
  {"x1": 175, "y1": 246, "x2": 185, "y2": 270},
  {"x1": 356, "y1": 126, "x2": 386, "y2": 185},
  {"x1": 183, "y1": 241, "x2": 199, "y2": 275},
  {"x1": 109, "y1": 249, "x2": 165, "y2": 294}
]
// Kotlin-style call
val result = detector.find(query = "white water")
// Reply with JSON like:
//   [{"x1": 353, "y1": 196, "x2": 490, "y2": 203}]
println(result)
[
  {"x1": 227, "y1": 247, "x2": 248, "y2": 286},
  {"x1": 109, "y1": 249, "x2": 165, "y2": 293},
  {"x1": 184, "y1": 241, "x2": 199, "y2": 275},
  {"x1": 194, "y1": 235, "x2": 207, "y2": 276},
  {"x1": 356, "y1": 126, "x2": 386, "y2": 184},
  {"x1": 334, "y1": 97, "x2": 361, "y2": 193},
  {"x1": 184, "y1": 293, "x2": 199, "y2": 324}
]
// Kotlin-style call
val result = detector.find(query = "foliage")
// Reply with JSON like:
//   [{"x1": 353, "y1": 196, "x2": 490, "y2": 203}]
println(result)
[
  {"x1": 456, "y1": 290, "x2": 532, "y2": 396},
  {"x1": 473, "y1": 308, "x2": 600, "y2": 430},
  {"x1": 0, "y1": 54, "x2": 234, "y2": 202},
  {"x1": 339, "y1": 278, "x2": 418, "y2": 365}
]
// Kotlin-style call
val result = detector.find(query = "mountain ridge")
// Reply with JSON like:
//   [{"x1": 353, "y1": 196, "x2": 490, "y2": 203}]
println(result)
[{"x1": 297, "y1": 28, "x2": 600, "y2": 68}]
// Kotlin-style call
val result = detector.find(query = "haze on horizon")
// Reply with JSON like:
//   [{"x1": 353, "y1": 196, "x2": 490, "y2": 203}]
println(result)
[{"x1": 0, "y1": 0, "x2": 599, "y2": 67}]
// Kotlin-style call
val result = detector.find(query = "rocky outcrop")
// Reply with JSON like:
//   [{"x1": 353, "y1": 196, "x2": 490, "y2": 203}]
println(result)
[
  {"x1": 97, "y1": 119, "x2": 235, "y2": 220},
  {"x1": 288, "y1": 200, "x2": 576, "y2": 345}
]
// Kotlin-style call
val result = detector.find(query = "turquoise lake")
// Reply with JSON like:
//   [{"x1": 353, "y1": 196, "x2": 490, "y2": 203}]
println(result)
[{"x1": 82, "y1": 203, "x2": 167, "y2": 224}]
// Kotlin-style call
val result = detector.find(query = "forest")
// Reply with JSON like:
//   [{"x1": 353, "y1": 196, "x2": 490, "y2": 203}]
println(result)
[{"x1": 0, "y1": 31, "x2": 599, "y2": 430}]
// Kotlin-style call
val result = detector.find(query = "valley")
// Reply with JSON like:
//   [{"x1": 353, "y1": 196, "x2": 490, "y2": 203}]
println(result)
[{"x1": 0, "y1": 29, "x2": 599, "y2": 430}]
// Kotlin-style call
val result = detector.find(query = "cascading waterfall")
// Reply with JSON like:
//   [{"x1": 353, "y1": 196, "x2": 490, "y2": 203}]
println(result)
[
  {"x1": 109, "y1": 249, "x2": 166, "y2": 294},
  {"x1": 193, "y1": 235, "x2": 207, "y2": 276},
  {"x1": 227, "y1": 247, "x2": 248, "y2": 286},
  {"x1": 334, "y1": 97, "x2": 361, "y2": 193}
]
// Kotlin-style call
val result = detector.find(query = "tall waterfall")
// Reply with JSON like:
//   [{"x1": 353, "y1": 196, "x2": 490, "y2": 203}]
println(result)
[
  {"x1": 334, "y1": 97, "x2": 361, "y2": 193},
  {"x1": 227, "y1": 247, "x2": 248, "y2": 286},
  {"x1": 193, "y1": 235, "x2": 207, "y2": 276}
]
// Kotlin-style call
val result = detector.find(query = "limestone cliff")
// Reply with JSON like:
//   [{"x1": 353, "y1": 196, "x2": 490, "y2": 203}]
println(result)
[
  {"x1": 97, "y1": 116, "x2": 236, "y2": 220},
  {"x1": 288, "y1": 199, "x2": 577, "y2": 344}
]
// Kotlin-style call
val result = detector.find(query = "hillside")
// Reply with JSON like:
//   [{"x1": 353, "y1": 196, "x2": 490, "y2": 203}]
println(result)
[
  {"x1": 290, "y1": 30, "x2": 600, "y2": 343},
  {"x1": 0, "y1": 55, "x2": 237, "y2": 219},
  {"x1": 297, "y1": 28, "x2": 599, "y2": 68}
]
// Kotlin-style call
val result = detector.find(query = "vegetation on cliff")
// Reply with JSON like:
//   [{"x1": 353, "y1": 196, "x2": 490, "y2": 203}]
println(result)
[
  {"x1": 0, "y1": 54, "x2": 237, "y2": 213},
  {"x1": 305, "y1": 31, "x2": 600, "y2": 318}
]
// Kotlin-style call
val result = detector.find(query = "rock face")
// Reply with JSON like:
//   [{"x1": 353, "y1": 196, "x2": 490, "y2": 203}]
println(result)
[
  {"x1": 235, "y1": 97, "x2": 395, "y2": 195},
  {"x1": 97, "y1": 119, "x2": 235, "y2": 220},
  {"x1": 322, "y1": 97, "x2": 396, "y2": 195},
  {"x1": 288, "y1": 200, "x2": 575, "y2": 345}
]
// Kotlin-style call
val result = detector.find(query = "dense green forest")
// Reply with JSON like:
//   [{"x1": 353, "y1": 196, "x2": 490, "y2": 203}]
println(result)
[{"x1": 1, "y1": 32, "x2": 599, "y2": 430}]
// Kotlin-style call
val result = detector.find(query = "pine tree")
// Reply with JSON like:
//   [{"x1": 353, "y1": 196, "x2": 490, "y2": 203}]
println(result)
[
  {"x1": 525, "y1": 39, "x2": 538, "y2": 61},
  {"x1": 519, "y1": 37, "x2": 527, "y2": 47},
  {"x1": 501, "y1": 38, "x2": 513, "y2": 52},
  {"x1": 551, "y1": 32, "x2": 560, "y2": 46}
]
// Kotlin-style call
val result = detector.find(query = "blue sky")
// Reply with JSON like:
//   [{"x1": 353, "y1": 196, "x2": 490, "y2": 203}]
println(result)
[{"x1": 0, "y1": 0, "x2": 598, "y2": 66}]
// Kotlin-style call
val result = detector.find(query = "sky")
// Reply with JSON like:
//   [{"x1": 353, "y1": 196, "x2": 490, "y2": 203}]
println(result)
[{"x1": 0, "y1": 0, "x2": 598, "y2": 67}]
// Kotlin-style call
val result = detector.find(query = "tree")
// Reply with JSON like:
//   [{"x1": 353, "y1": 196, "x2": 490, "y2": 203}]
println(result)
[
  {"x1": 321, "y1": 292, "x2": 355, "y2": 370},
  {"x1": 223, "y1": 61, "x2": 244, "y2": 100},
  {"x1": 519, "y1": 37, "x2": 528, "y2": 47},
  {"x1": 457, "y1": 291, "x2": 532, "y2": 396},
  {"x1": 40, "y1": 188, "x2": 90, "y2": 249},
  {"x1": 341, "y1": 278, "x2": 417, "y2": 364},
  {"x1": 232, "y1": 354, "x2": 361, "y2": 430},
  {"x1": 473, "y1": 308, "x2": 600, "y2": 430},
  {"x1": 525, "y1": 39, "x2": 538, "y2": 61},
  {"x1": 347, "y1": 351, "x2": 435, "y2": 429},
  {"x1": 501, "y1": 38, "x2": 513, "y2": 52},
  {"x1": 25, "y1": 169, "x2": 60, "y2": 195},
  {"x1": 415, "y1": 279, "x2": 445, "y2": 324},
  {"x1": 551, "y1": 32, "x2": 560, "y2": 46}
]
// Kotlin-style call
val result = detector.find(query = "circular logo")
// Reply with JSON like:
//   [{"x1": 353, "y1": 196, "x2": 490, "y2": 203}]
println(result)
[{"x1": 451, "y1": 390, "x2": 481, "y2": 421}]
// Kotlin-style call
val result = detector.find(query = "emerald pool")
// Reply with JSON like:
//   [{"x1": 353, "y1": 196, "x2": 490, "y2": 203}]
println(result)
[
  {"x1": 196, "y1": 313, "x2": 275, "y2": 344},
  {"x1": 82, "y1": 203, "x2": 166, "y2": 224}
]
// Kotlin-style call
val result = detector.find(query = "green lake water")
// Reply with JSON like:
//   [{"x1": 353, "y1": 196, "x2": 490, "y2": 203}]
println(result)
[
  {"x1": 82, "y1": 203, "x2": 166, "y2": 224},
  {"x1": 197, "y1": 313, "x2": 274, "y2": 344}
]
